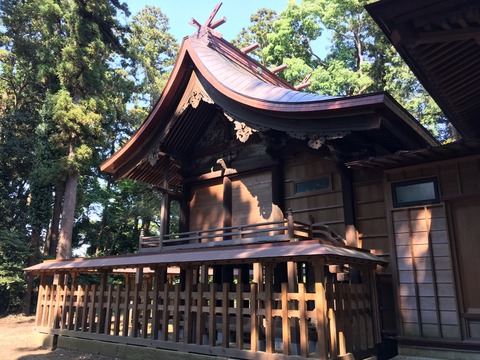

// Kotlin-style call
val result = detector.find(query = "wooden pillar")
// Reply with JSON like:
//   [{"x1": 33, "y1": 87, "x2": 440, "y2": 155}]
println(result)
[
  {"x1": 172, "y1": 283, "x2": 180, "y2": 342},
  {"x1": 104, "y1": 282, "x2": 114, "y2": 335},
  {"x1": 299, "y1": 283, "x2": 309, "y2": 357},
  {"x1": 313, "y1": 258, "x2": 328, "y2": 359},
  {"x1": 236, "y1": 269, "x2": 244, "y2": 349},
  {"x1": 223, "y1": 175, "x2": 232, "y2": 239},
  {"x1": 161, "y1": 276, "x2": 170, "y2": 341},
  {"x1": 141, "y1": 277, "x2": 150, "y2": 338},
  {"x1": 250, "y1": 282, "x2": 259, "y2": 352},
  {"x1": 131, "y1": 268, "x2": 143, "y2": 337},
  {"x1": 179, "y1": 188, "x2": 190, "y2": 234},
  {"x1": 281, "y1": 282, "x2": 290, "y2": 355},
  {"x1": 196, "y1": 280, "x2": 206, "y2": 345},
  {"x1": 221, "y1": 282, "x2": 230, "y2": 348},
  {"x1": 113, "y1": 282, "x2": 121, "y2": 335},
  {"x1": 253, "y1": 263, "x2": 262, "y2": 285},
  {"x1": 208, "y1": 283, "x2": 216, "y2": 347},
  {"x1": 87, "y1": 284, "x2": 97, "y2": 333},
  {"x1": 287, "y1": 260, "x2": 300, "y2": 350},
  {"x1": 199, "y1": 265, "x2": 209, "y2": 284},
  {"x1": 271, "y1": 162, "x2": 285, "y2": 222},
  {"x1": 122, "y1": 274, "x2": 131, "y2": 337},
  {"x1": 35, "y1": 273, "x2": 47, "y2": 327},
  {"x1": 53, "y1": 273, "x2": 65, "y2": 329},
  {"x1": 97, "y1": 271, "x2": 108, "y2": 334},
  {"x1": 151, "y1": 266, "x2": 166, "y2": 340},
  {"x1": 184, "y1": 266, "x2": 194, "y2": 343},
  {"x1": 264, "y1": 262, "x2": 274, "y2": 353},
  {"x1": 159, "y1": 155, "x2": 171, "y2": 245},
  {"x1": 340, "y1": 166, "x2": 358, "y2": 247}
]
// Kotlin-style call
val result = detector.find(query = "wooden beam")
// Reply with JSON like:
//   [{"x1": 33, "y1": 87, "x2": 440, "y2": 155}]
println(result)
[
  {"x1": 241, "y1": 42, "x2": 259, "y2": 54},
  {"x1": 270, "y1": 64, "x2": 288, "y2": 74},
  {"x1": 210, "y1": 16, "x2": 226, "y2": 29},
  {"x1": 189, "y1": 18, "x2": 201, "y2": 29},
  {"x1": 204, "y1": 2, "x2": 223, "y2": 28}
]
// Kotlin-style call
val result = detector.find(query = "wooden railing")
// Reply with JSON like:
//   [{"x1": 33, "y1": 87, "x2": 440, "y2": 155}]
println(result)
[
  {"x1": 35, "y1": 264, "x2": 378, "y2": 359},
  {"x1": 139, "y1": 211, "x2": 313, "y2": 252}
]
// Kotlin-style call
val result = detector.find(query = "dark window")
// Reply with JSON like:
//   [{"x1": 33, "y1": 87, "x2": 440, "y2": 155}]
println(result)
[
  {"x1": 295, "y1": 176, "x2": 331, "y2": 194},
  {"x1": 392, "y1": 177, "x2": 439, "y2": 207}
]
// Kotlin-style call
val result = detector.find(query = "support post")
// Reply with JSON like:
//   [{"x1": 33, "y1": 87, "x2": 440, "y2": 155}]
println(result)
[
  {"x1": 314, "y1": 258, "x2": 328, "y2": 359},
  {"x1": 264, "y1": 263, "x2": 274, "y2": 353}
]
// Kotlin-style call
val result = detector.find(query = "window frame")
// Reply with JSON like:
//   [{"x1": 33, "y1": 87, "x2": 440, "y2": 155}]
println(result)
[
  {"x1": 294, "y1": 174, "x2": 332, "y2": 195},
  {"x1": 392, "y1": 177, "x2": 440, "y2": 208}
]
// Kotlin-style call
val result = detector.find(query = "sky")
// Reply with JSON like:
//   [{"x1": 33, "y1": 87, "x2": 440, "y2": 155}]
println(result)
[{"x1": 123, "y1": 0, "x2": 290, "y2": 42}]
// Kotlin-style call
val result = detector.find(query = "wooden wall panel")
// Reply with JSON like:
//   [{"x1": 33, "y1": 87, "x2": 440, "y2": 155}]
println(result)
[
  {"x1": 232, "y1": 171, "x2": 281, "y2": 226},
  {"x1": 450, "y1": 199, "x2": 480, "y2": 339},
  {"x1": 458, "y1": 160, "x2": 480, "y2": 195},
  {"x1": 283, "y1": 152, "x2": 345, "y2": 235},
  {"x1": 190, "y1": 182, "x2": 224, "y2": 233},
  {"x1": 354, "y1": 179, "x2": 389, "y2": 254},
  {"x1": 386, "y1": 156, "x2": 480, "y2": 199}
]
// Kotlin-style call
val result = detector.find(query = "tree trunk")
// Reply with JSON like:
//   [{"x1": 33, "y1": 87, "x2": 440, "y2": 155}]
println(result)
[
  {"x1": 44, "y1": 182, "x2": 64, "y2": 257},
  {"x1": 56, "y1": 170, "x2": 78, "y2": 260}
]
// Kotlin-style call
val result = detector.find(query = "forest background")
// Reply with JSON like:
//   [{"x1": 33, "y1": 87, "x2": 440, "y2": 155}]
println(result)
[{"x1": 0, "y1": 0, "x2": 449, "y2": 315}]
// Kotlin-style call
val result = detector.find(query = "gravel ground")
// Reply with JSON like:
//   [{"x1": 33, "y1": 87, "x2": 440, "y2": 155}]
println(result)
[{"x1": 0, "y1": 315, "x2": 117, "y2": 360}]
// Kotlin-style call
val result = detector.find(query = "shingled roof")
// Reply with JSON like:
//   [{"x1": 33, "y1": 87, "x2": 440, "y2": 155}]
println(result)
[{"x1": 101, "y1": 9, "x2": 438, "y2": 187}]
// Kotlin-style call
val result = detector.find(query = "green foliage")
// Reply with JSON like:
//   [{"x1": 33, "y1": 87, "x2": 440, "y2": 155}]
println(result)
[
  {"x1": 250, "y1": 0, "x2": 450, "y2": 140},
  {"x1": 128, "y1": 6, "x2": 179, "y2": 108},
  {"x1": 232, "y1": 8, "x2": 278, "y2": 66},
  {"x1": 0, "y1": 230, "x2": 30, "y2": 315}
]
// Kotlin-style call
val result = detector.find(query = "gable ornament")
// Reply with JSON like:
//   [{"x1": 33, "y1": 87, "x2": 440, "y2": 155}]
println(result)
[
  {"x1": 287, "y1": 130, "x2": 351, "y2": 149},
  {"x1": 223, "y1": 112, "x2": 260, "y2": 143},
  {"x1": 179, "y1": 90, "x2": 214, "y2": 114}
]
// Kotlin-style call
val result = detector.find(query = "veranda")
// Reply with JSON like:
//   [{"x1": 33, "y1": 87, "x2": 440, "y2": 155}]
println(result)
[{"x1": 32, "y1": 242, "x2": 382, "y2": 360}]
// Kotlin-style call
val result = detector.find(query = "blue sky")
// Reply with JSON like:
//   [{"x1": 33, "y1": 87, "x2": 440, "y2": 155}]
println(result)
[{"x1": 123, "y1": 0, "x2": 290, "y2": 42}]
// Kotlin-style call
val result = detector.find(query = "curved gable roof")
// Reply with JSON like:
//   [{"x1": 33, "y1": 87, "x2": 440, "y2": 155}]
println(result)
[{"x1": 101, "y1": 26, "x2": 438, "y2": 183}]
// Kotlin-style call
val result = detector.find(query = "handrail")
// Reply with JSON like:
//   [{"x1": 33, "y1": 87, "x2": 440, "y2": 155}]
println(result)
[
  {"x1": 139, "y1": 216, "x2": 312, "y2": 252},
  {"x1": 139, "y1": 210, "x2": 349, "y2": 252}
]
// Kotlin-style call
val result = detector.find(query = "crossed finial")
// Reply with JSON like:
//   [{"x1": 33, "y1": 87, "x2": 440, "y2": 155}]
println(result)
[{"x1": 189, "y1": 2, "x2": 226, "y2": 34}]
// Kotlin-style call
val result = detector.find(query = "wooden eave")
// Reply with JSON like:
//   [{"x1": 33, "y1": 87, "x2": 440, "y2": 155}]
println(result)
[
  {"x1": 346, "y1": 138, "x2": 480, "y2": 170},
  {"x1": 366, "y1": 0, "x2": 480, "y2": 140},
  {"x1": 100, "y1": 27, "x2": 438, "y2": 184}
]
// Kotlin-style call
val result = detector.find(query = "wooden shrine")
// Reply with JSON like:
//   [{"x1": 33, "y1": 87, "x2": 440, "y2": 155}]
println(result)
[{"x1": 26, "y1": 2, "x2": 480, "y2": 359}]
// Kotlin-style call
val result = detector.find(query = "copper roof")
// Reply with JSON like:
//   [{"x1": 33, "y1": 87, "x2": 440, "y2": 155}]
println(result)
[
  {"x1": 100, "y1": 23, "x2": 438, "y2": 186},
  {"x1": 367, "y1": 0, "x2": 480, "y2": 140},
  {"x1": 25, "y1": 241, "x2": 385, "y2": 274}
]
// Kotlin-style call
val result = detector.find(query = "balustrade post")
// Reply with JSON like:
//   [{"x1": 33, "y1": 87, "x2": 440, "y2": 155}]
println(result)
[
  {"x1": 287, "y1": 208, "x2": 295, "y2": 240},
  {"x1": 139, "y1": 229, "x2": 144, "y2": 251}
]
